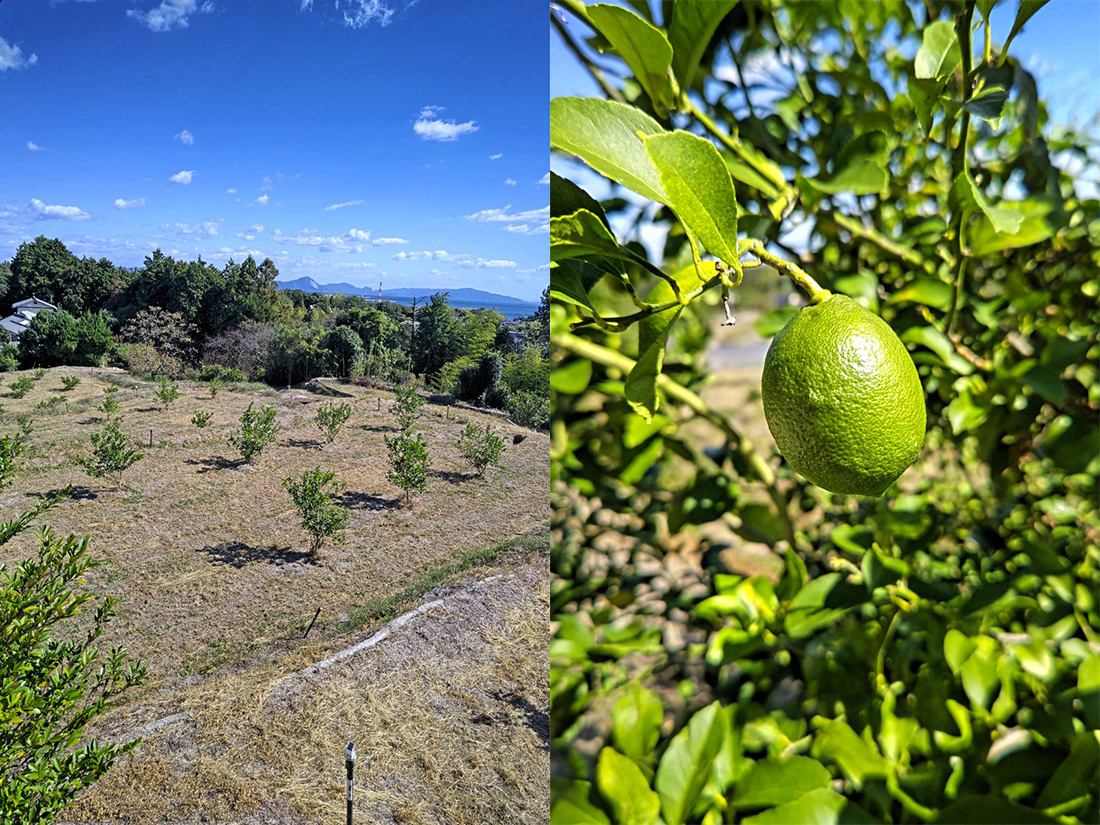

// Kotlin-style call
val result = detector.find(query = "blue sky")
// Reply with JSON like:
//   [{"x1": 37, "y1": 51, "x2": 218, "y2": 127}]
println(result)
[
  {"x1": 0, "y1": 0, "x2": 549, "y2": 302},
  {"x1": 550, "y1": 0, "x2": 1100, "y2": 256}
]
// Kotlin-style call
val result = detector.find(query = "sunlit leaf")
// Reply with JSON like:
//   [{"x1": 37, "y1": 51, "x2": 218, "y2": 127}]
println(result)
[
  {"x1": 595, "y1": 747, "x2": 661, "y2": 825},
  {"x1": 655, "y1": 702, "x2": 727, "y2": 825},
  {"x1": 915, "y1": 20, "x2": 961, "y2": 81},
  {"x1": 731, "y1": 755, "x2": 832, "y2": 809},
  {"x1": 551, "y1": 208, "x2": 624, "y2": 262},
  {"x1": 588, "y1": 4, "x2": 676, "y2": 114},
  {"x1": 668, "y1": 0, "x2": 737, "y2": 91}
]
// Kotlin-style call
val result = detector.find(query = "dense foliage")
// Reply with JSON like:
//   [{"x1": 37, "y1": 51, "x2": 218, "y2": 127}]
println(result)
[
  {"x1": 228, "y1": 403, "x2": 280, "y2": 464},
  {"x1": 80, "y1": 418, "x2": 144, "y2": 490},
  {"x1": 457, "y1": 422, "x2": 507, "y2": 477},
  {"x1": 550, "y1": 1, "x2": 1098, "y2": 824},
  {"x1": 282, "y1": 467, "x2": 349, "y2": 556}
]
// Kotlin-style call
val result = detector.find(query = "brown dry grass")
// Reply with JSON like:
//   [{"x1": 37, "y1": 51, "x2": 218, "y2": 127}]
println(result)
[{"x1": 0, "y1": 366, "x2": 548, "y2": 823}]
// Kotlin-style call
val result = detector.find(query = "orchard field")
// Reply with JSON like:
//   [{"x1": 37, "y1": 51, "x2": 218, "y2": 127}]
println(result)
[
  {"x1": 0, "y1": 366, "x2": 549, "y2": 824},
  {"x1": 549, "y1": 1, "x2": 1099, "y2": 824}
]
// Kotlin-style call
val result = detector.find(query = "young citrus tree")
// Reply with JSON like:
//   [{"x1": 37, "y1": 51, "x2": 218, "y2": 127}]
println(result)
[
  {"x1": 457, "y1": 422, "x2": 506, "y2": 477},
  {"x1": 315, "y1": 401, "x2": 352, "y2": 443},
  {"x1": 385, "y1": 430, "x2": 430, "y2": 506},
  {"x1": 282, "y1": 467, "x2": 349, "y2": 557},
  {"x1": 393, "y1": 384, "x2": 424, "y2": 430},
  {"x1": 228, "y1": 403, "x2": 280, "y2": 463},
  {"x1": 80, "y1": 418, "x2": 144, "y2": 490},
  {"x1": 550, "y1": 2, "x2": 1098, "y2": 824},
  {"x1": 155, "y1": 377, "x2": 180, "y2": 409}
]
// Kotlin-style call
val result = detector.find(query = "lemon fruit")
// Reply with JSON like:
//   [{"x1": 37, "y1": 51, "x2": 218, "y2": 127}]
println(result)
[{"x1": 761, "y1": 293, "x2": 926, "y2": 497}]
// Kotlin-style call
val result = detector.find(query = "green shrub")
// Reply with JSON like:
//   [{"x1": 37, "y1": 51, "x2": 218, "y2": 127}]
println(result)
[
  {"x1": 0, "y1": 345, "x2": 19, "y2": 373},
  {"x1": 100, "y1": 387, "x2": 120, "y2": 413},
  {"x1": 196, "y1": 364, "x2": 246, "y2": 383},
  {"x1": 37, "y1": 397, "x2": 64, "y2": 410},
  {"x1": 15, "y1": 415, "x2": 33, "y2": 437},
  {"x1": 79, "y1": 418, "x2": 144, "y2": 490},
  {"x1": 384, "y1": 430, "x2": 430, "y2": 506},
  {"x1": 457, "y1": 423, "x2": 505, "y2": 477},
  {"x1": 60, "y1": 376, "x2": 81, "y2": 391},
  {"x1": 9, "y1": 377, "x2": 33, "y2": 399},
  {"x1": 209, "y1": 379, "x2": 222, "y2": 398},
  {"x1": 155, "y1": 377, "x2": 180, "y2": 408},
  {"x1": 228, "y1": 403, "x2": 279, "y2": 463},
  {"x1": 506, "y1": 390, "x2": 549, "y2": 429},
  {"x1": 192, "y1": 411, "x2": 212, "y2": 429},
  {"x1": 282, "y1": 467, "x2": 349, "y2": 556},
  {"x1": 0, "y1": 433, "x2": 25, "y2": 489},
  {"x1": 32, "y1": 369, "x2": 46, "y2": 381},
  {"x1": 315, "y1": 402, "x2": 352, "y2": 443},
  {"x1": 393, "y1": 385, "x2": 424, "y2": 430}
]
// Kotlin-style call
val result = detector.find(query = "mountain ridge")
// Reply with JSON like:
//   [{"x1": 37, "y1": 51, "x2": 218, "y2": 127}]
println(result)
[{"x1": 276, "y1": 277, "x2": 534, "y2": 306}]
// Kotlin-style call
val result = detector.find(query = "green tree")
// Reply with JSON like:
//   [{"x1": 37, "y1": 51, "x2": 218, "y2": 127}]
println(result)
[
  {"x1": 455, "y1": 309, "x2": 503, "y2": 362},
  {"x1": 80, "y1": 418, "x2": 144, "y2": 490},
  {"x1": 549, "y1": 2, "x2": 1099, "y2": 824},
  {"x1": 411, "y1": 293, "x2": 456, "y2": 376},
  {"x1": 6, "y1": 237, "x2": 116, "y2": 314},
  {"x1": 457, "y1": 423, "x2": 505, "y2": 477},
  {"x1": 323, "y1": 325, "x2": 364, "y2": 378},
  {"x1": 18, "y1": 309, "x2": 79, "y2": 368},
  {"x1": 315, "y1": 401, "x2": 352, "y2": 443},
  {"x1": 384, "y1": 430, "x2": 430, "y2": 506},
  {"x1": 73, "y1": 311, "x2": 114, "y2": 366},
  {"x1": 392, "y1": 384, "x2": 424, "y2": 430},
  {"x1": 282, "y1": 467, "x2": 349, "y2": 556},
  {"x1": 228, "y1": 403, "x2": 279, "y2": 463}
]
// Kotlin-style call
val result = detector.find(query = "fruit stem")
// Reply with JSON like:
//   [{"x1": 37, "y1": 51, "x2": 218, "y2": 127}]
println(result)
[{"x1": 742, "y1": 240, "x2": 831, "y2": 304}]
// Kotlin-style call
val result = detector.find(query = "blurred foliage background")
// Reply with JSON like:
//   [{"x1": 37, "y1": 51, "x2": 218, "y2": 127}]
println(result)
[{"x1": 549, "y1": 1, "x2": 1099, "y2": 823}]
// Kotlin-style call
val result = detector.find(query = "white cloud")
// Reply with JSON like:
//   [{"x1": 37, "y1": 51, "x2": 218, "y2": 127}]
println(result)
[
  {"x1": 348, "y1": 228, "x2": 372, "y2": 242},
  {"x1": 127, "y1": 0, "x2": 214, "y2": 32},
  {"x1": 372, "y1": 237, "x2": 409, "y2": 245},
  {"x1": 504, "y1": 178, "x2": 517, "y2": 186},
  {"x1": 272, "y1": 228, "x2": 363, "y2": 253},
  {"x1": 255, "y1": 194, "x2": 270, "y2": 205},
  {"x1": 517, "y1": 263, "x2": 552, "y2": 273},
  {"x1": 27, "y1": 141, "x2": 48, "y2": 152},
  {"x1": 114, "y1": 197, "x2": 146, "y2": 210},
  {"x1": 538, "y1": 172, "x2": 550, "y2": 185},
  {"x1": 236, "y1": 223, "x2": 264, "y2": 240},
  {"x1": 170, "y1": 170, "x2": 195, "y2": 184},
  {"x1": 504, "y1": 222, "x2": 550, "y2": 235},
  {"x1": 260, "y1": 174, "x2": 281, "y2": 191},
  {"x1": 175, "y1": 129, "x2": 194, "y2": 145},
  {"x1": 29, "y1": 199, "x2": 90, "y2": 222},
  {"x1": 0, "y1": 38, "x2": 38, "y2": 71},
  {"x1": 414, "y1": 105, "x2": 478, "y2": 142},
  {"x1": 489, "y1": 153, "x2": 502, "y2": 160},
  {"x1": 457, "y1": 258, "x2": 516, "y2": 270},
  {"x1": 163, "y1": 220, "x2": 220, "y2": 237},
  {"x1": 465, "y1": 205, "x2": 550, "y2": 223},
  {"x1": 226, "y1": 187, "x2": 237, "y2": 194},
  {"x1": 324, "y1": 200, "x2": 364, "y2": 211},
  {"x1": 338, "y1": 0, "x2": 394, "y2": 28},
  {"x1": 392, "y1": 250, "x2": 455, "y2": 262}
]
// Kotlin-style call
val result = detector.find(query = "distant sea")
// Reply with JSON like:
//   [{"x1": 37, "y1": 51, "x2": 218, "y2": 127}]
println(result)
[{"x1": 384, "y1": 296, "x2": 539, "y2": 320}]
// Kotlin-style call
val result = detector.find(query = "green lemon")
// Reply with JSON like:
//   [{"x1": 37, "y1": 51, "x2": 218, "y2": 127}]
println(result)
[{"x1": 761, "y1": 293, "x2": 926, "y2": 497}]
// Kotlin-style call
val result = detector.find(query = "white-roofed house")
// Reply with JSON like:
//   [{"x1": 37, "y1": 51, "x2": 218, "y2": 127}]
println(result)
[{"x1": 1, "y1": 297, "x2": 57, "y2": 346}]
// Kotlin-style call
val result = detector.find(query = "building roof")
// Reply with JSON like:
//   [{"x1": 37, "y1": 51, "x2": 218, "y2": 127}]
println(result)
[{"x1": 11, "y1": 297, "x2": 57, "y2": 311}]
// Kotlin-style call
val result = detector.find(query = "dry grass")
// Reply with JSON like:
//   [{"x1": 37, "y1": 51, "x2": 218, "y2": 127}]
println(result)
[{"x1": 0, "y1": 366, "x2": 549, "y2": 823}]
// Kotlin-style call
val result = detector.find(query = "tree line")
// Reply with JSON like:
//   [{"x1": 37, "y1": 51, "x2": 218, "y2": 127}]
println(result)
[{"x1": 0, "y1": 236, "x2": 550, "y2": 427}]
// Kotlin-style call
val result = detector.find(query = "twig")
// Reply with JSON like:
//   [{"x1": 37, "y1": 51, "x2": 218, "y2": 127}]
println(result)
[
  {"x1": 743, "y1": 240, "x2": 831, "y2": 304},
  {"x1": 946, "y1": 2, "x2": 976, "y2": 335},
  {"x1": 832, "y1": 213, "x2": 929, "y2": 269}
]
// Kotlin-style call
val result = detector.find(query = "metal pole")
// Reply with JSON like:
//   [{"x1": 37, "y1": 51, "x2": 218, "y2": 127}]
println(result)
[
  {"x1": 303, "y1": 606, "x2": 321, "y2": 639},
  {"x1": 345, "y1": 741, "x2": 356, "y2": 825}
]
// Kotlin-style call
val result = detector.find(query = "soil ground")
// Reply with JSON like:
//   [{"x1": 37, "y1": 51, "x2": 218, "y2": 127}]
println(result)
[{"x1": 0, "y1": 366, "x2": 549, "y2": 824}]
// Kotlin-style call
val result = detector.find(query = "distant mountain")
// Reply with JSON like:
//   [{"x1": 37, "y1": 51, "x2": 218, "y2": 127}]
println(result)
[{"x1": 276, "y1": 279, "x2": 534, "y2": 307}]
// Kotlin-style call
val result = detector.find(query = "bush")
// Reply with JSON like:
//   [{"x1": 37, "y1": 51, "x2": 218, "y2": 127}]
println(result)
[
  {"x1": 506, "y1": 390, "x2": 549, "y2": 429},
  {"x1": 155, "y1": 377, "x2": 180, "y2": 408},
  {"x1": 15, "y1": 415, "x2": 33, "y2": 437},
  {"x1": 432, "y1": 356, "x2": 476, "y2": 395},
  {"x1": 37, "y1": 396, "x2": 64, "y2": 410},
  {"x1": 456, "y1": 352, "x2": 503, "y2": 405},
  {"x1": 196, "y1": 364, "x2": 246, "y2": 383},
  {"x1": 100, "y1": 387, "x2": 120, "y2": 413},
  {"x1": 120, "y1": 342, "x2": 184, "y2": 379},
  {"x1": 0, "y1": 433, "x2": 24, "y2": 489},
  {"x1": 0, "y1": 521, "x2": 145, "y2": 821},
  {"x1": 192, "y1": 411, "x2": 212, "y2": 429},
  {"x1": 393, "y1": 385, "x2": 424, "y2": 430},
  {"x1": 457, "y1": 423, "x2": 505, "y2": 477},
  {"x1": 315, "y1": 402, "x2": 352, "y2": 443},
  {"x1": 0, "y1": 345, "x2": 18, "y2": 373},
  {"x1": 384, "y1": 430, "x2": 430, "y2": 506},
  {"x1": 60, "y1": 375, "x2": 81, "y2": 391},
  {"x1": 79, "y1": 418, "x2": 144, "y2": 490},
  {"x1": 228, "y1": 403, "x2": 279, "y2": 463},
  {"x1": 209, "y1": 379, "x2": 222, "y2": 398},
  {"x1": 32, "y1": 369, "x2": 46, "y2": 381},
  {"x1": 483, "y1": 385, "x2": 508, "y2": 410},
  {"x1": 8, "y1": 376, "x2": 33, "y2": 399},
  {"x1": 282, "y1": 467, "x2": 349, "y2": 556}
]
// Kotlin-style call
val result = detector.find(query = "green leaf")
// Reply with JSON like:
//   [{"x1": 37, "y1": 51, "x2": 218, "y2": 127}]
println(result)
[
  {"x1": 732, "y1": 755, "x2": 833, "y2": 810},
  {"x1": 949, "y1": 173, "x2": 1024, "y2": 235},
  {"x1": 801, "y1": 132, "x2": 889, "y2": 195},
  {"x1": 901, "y1": 326, "x2": 975, "y2": 375},
  {"x1": 640, "y1": 261, "x2": 716, "y2": 355},
  {"x1": 1021, "y1": 364, "x2": 1067, "y2": 406},
  {"x1": 968, "y1": 198, "x2": 1060, "y2": 255},
  {"x1": 626, "y1": 308, "x2": 680, "y2": 422},
  {"x1": 888, "y1": 278, "x2": 953, "y2": 310},
  {"x1": 596, "y1": 747, "x2": 661, "y2": 825},
  {"x1": 944, "y1": 629, "x2": 977, "y2": 674},
  {"x1": 908, "y1": 75, "x2": 946, "y2": 138},
  {"x1": 964, "y1": 65, "x2": 1014, "y2": 124},
  {"x1": 551, "y1": 208, "x2": 624, "y2": 262},
  {"x1": 742, "y1": 788, "x2": 877, "y2": 825},
  {"x1": 551, "y1": 172, "x2": 612, "y2": 230},
  {"x1": 724, "y1": 155, "x2": 780, "y2": 199},
  {"x1": 655, "y1": 701, "x2": 727, "y2": 825},
  {"x1": 551, "y1": 97, "x2": 668, "y2": 204},
  {"x1": 1036, "y1": 734, "x2": 1100, "y2": 811},
  {"x1": 587, "y1": 4, "x2": 676, "y2": 114},
  {"x1": 551, "y1": 778, "x2": 612, "y2": 825},
  {"x1": 611, "y1": 684, "x2": 664, "y2": 765},
  {"x1": 550, "y1": 260, "x2": 599, "y2": 310},
  {"x1": 915, "y1": 20, "x2": 961, "y2": 81},
  {"x1": 668, "y1": 0, "x2": 737, "y2": 92},
  {"x1": 552, "y1": 358, "x2": 594, "y2": 395},
  {"x1": 641, "y1": 131, "x2": 739, "y2": 264},
  {"x1": 810, "y1": 720, "x2": 886, "y2": 790}
]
